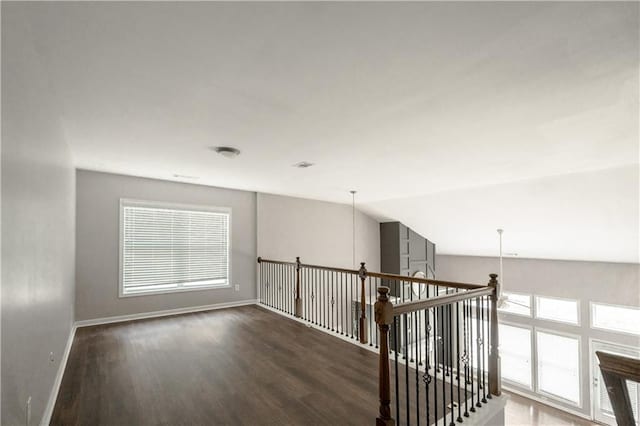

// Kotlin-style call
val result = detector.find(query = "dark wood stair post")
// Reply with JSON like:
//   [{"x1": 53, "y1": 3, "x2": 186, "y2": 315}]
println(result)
[
  {"x1": 359, "y1": 262, "x2": 368, "y2": 344},
  {"x1": 295, "y1": 257, "x2": 302, "y2": 318},
  {"x1": 488, "y1": 273, "x2": 502, "y2": 396},
  {"x1": 596, "y1": 351, "x2": 640, "y2": 426},
  {"x1": 375, "y1": 286, "x2": 395, "y2": 426}
]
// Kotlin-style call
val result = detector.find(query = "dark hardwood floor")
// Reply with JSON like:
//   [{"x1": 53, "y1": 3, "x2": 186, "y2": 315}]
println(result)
[
  {"x1": 52, "y1": 305, "x2": 595, "y2": 426},
  {"x1": 53, "y1": 305, "x2": 385, "y2": 425}
]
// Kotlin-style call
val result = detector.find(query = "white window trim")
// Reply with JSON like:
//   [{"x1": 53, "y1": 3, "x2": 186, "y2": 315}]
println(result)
[
  {"x1": 534, "y1": 295, "x2": 581, "y2": 326},
  {"x1": 534, "y1": 326, "x2": 583, "y2": 409},
  {"x1": 498, "y1": 291, "x2": 533, "y2": 318},
  {"x1": 118, "y1": 198, "x2": 232, "y2": 298},
  {"x1": 590, "y1": 301, "x2": 640, "y2": 337},
  {"x1": 499, "y1": 319, "x2": 535, "y2": 390}
]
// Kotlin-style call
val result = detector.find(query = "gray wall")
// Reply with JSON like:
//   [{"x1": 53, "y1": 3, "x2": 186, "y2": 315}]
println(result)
[
  {"x1": 257, "y1": 193, "x2": 380, "y2": 271},
  {"x1": 1, "y1": 4, "x2": 76, "y2": 424},
  {"x1": 437, "y1": 254, "x2": 640, "y2": 417},
  {"x1": 75, "y1": 170, "x2": 257, "y2": 321}
]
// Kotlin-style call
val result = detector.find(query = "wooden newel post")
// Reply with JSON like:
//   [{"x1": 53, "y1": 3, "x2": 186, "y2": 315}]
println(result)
[
  {"x1": 359, "y1": 262, "x2": 368, "y2": 344},
  {"x1": 295, "y1": 257, "x2": 302, "y2": 318},
  {"x1": 375, "y1": 287, "x2": 395, "y2": 426},
  {"x1": 488, "y1": 273, "x2": 502, "y2": 396}
]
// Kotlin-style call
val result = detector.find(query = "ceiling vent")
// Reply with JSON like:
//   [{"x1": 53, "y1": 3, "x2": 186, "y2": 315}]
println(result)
[
  {"x1": 293, "y1": 161, "x2": 315, "y2": 168},
  {"x1": 210, "y1": 146, "x2": 241, "y2": 158}
]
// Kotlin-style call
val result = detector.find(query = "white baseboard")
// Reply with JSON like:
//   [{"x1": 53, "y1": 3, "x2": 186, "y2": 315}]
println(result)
[
  {"x1": 41, "y1": 323, "x2": 77, "y2": 426},
  {"x1": 42, "y1": 299, "x2": 258, "y2": 424},
  {"x1": 75, "y1": 299, "x2": 259, "y2": 328}
]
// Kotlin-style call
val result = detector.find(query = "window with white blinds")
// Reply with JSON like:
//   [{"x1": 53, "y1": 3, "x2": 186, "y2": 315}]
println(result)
[{"x1": 120, "y1": 200, "x2": 230, "y2": 296}]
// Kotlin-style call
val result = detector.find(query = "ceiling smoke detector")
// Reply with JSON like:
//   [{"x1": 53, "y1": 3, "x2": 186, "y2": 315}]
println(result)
[
  {"x1": 293, "y1": 161, "x2": 315, "y2": 168},
  {"x1": 210, "y1": 146, "x2": 241, "y2": 158}
]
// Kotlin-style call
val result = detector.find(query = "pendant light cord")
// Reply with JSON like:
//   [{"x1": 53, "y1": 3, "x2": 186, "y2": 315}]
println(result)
[{"x1": 351, "y1": 191, "x2": 356, "y2": 269}]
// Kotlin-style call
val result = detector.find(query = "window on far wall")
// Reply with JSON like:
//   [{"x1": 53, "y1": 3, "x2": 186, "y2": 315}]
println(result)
[
  {"x1": 499, "y1": 323, "x2": 532, "y2": 388},
  {"x1": 536, "y1": 330, "x2": 581, "y2": 405},
  {"x1": 498, "y1": 292, "x2": 532, "y2": 316},
  {"x1": 535, "y1": 296, "x2": 579, "y2": 325},
  {"x1": 591, "y1": 302, "x2": 640, "y2": 336},
  {"x1": 120, "y1": 199, "x2": 231, "y2": 296}
]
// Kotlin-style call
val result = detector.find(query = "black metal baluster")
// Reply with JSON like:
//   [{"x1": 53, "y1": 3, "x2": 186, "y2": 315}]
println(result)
[
  {"x1": 286, "y1": 265, "x2": 290, "y2": 314},
  {"x1": 475, "y1": 298, "x2": 481, "y2": 409},
  {"x1": 266, "y1": 263, "x2": 270, "y2": 307},
  {"x1": 394, "y1": 316, "x2": 400, "y2": 424},
  {"x1": 331, "y1": 272, "x2": 336, "y2": 331},
  {"x1": 469, "y1": 298, "x2": 475, "y2": 413},
  {"x1": 449, "y1": 303, "x2": 455, "y2": 426},
  {"x1": 325, "y1": 270, "x2": 329, "y2": 329},
  {"x1": 434, "y1": 304, "x2": 439, "y2": 425},
  {"x1": 418, "y1": 285, "x2": 422, "y2": 366},
  {"x1": 324, "y1": 270, "x2": 328, "y2": 329},
  {"x1": 441, "y1": 306, "x2": 446, "y2": 426},
  {"x1": 404, "y1": 313, "x2": 410, "y2": 426},
  {"x1": 486, "y1": 295, "x2": 492, "y2": 400},
  {"x1": 481, "y1": 296, "x2": 487, "y2": 404},
  {"x1": 456, "y1": 300, "x2": 462, "y2": 423},
  {"x1": 424, "y1": 307, "x2": 431, "y2": 426},
  {"x1": 463, "y1": 298, "x2": 469, "y2": 418},
  {"x1": 415, "y1": 309, "x2": 420, "y2": 426},
  {"x1": 340, "y1": 273, "x2": 344, "y2": 334}
]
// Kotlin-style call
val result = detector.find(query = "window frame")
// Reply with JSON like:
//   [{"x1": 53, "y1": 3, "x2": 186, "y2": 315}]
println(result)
[
  {"x1": 590, "y1": 301, "x2": 640, "y2": 337},
  {"x1": 534, "y1": 327, "x2": 583, "y2": 408},
  {"x1": 118, "y1": 198, "x2": 232, "y2": 298},
  {"x1": 534, "y1": 295, "x2": 581, "y2": 326},
  {"x1": 499, "y1": 320, "x2": 535, "y2": 390},
  {"x1": 498, "y1": 291, "x2": 533, "y2": 318}
]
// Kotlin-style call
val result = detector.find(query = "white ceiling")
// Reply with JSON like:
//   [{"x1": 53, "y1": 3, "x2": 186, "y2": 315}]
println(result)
[{"x1": 14, "y1": 2, "x2": 640, "y2": 263}]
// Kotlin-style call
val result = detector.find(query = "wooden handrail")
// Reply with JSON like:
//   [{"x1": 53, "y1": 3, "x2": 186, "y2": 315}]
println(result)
[
  {"x1": 258, "y1": 257, "x2": 360, "y2": 275},
  {"x1": 596, "y1": 351, "x2": 640, "y2": 425},
  {"x1": 257, "y1": 257, "x2": 297, "y2": 266},
  {"x1": 367, "y1": 271, "x2": 486, "y2": 290},
  {"x1": 393, "y1": 286, "x2": 494, "y2": 316},
  {"x1": 258, "y1": 257, "x2": 484, "y2": 291}
]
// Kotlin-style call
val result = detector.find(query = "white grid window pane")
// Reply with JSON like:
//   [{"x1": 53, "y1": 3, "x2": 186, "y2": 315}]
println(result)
[
  {"x1": 499, "y1": 324, "x2": 532, "y2": 388},
  {"x1": 536, "y1": 331, "x2": 580, "y2": 404},
  {"x1": 592, "y1": 303, "x2": 640, "y2": 336},
  {"x1": 498, "y1": 292, "x2": 531, "y2": 316},
  {"x1": 535, "y1": 296, "x2": 579, "y2": 325},
  {"x1": 121, "y1": 202, "x2": 230, "y2": 295}
]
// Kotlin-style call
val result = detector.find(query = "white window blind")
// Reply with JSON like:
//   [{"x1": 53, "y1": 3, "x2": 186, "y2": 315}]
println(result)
[{"x1": 120, "y1": 200, "x2": 230, "y2": 296}]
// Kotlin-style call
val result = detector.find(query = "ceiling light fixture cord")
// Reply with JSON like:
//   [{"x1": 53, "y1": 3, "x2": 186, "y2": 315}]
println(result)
[
  {"x1": 351, "y1": 190, "x2": 357, "y2": 269},
  {"x1": 497, "y1": 228, "x2": 505, "y2": 307}
]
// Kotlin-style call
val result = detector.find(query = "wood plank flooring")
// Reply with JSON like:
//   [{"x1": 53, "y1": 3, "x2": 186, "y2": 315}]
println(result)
[
  {"x1": 53, "y1": 305, "x2": 383, "y2": 425},
  {"x1": 52, "y1": 305, "x2": 598, "y2": 426}
]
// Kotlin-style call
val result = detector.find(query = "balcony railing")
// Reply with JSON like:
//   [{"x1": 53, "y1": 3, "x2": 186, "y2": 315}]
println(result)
[{"x1": 257, "y1": 257, "x2": 501, "y2": 425}]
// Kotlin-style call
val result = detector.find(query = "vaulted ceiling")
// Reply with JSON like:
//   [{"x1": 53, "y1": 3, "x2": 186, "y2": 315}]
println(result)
[{"x1": 11, "y1": 2, "x2": 639, "y2": 262}]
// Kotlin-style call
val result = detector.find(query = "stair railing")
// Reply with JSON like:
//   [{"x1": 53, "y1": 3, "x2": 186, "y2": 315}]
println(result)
[
  {"x1": 596, "y1": 351, "x2": 640, "y2": 425},
  {"x1": 256, "y1": 257, "x2": 500, "y2": 425}
]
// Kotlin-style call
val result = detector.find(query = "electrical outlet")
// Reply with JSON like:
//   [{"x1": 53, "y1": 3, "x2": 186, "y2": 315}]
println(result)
[
  {"x1": 234, "y1": 284, "x2": 240, "y2": 292},
  {"x1": 49, "y1": 352, "x2": 55, "y2": 363},
  {"x1": 26, "y1": 396, "x2": 32, "y2": 426}
]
